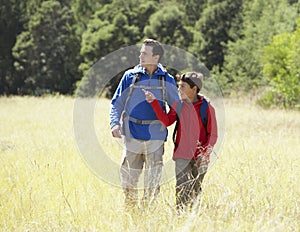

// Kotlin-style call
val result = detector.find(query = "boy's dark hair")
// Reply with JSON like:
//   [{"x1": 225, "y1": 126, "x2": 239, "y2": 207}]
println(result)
[
  {"x1": 143, "y1": 39, "x2": 164, "y2": 61},
  {"x1": 180, "y1": 72, "x2": 203, "y2": 93}
]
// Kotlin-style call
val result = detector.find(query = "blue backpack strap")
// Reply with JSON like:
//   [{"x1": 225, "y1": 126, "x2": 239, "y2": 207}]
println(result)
[{"x1": 200, "y1": 97, "x2": 209, "y2": 135}]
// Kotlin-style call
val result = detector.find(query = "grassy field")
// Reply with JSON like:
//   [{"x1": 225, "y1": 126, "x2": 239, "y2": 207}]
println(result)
[{"x1": 0, "y1": 96, "x2": 299, "y2": 231}]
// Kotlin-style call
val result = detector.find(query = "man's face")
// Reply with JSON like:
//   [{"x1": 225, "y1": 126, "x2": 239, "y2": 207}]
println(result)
[
  {"x1": 178, "y1": 80, "x2": 196, "y2": 100},
  {"x1": 139, "y1": 45, "x2": 159, "y2": 67}
]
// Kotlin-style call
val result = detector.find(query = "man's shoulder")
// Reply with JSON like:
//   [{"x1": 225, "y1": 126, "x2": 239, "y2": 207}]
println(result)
[
  {"x1": 164, "y1": 72, "x2": 175, "y2": 80},
  {"x1": 157, "y1": 65, "x2": 175, "y2": 80},
  {"x1": 124, "y1": 67, "x2": 137, "y2": 75},
  {"x1": 122, "y1": 67, "x2": 140, "y2": 80},
  {"x1": 158, "y1": 69, "x2": 175, "y2": 82}
]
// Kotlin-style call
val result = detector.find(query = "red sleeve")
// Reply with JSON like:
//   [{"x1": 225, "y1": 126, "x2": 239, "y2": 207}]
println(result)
[
  {"x1": 203, "y1": 104, "x2": 218, "y2": 148},
  {"x1": 150, "y1": 99, "x2": 178, "y2": 127}
]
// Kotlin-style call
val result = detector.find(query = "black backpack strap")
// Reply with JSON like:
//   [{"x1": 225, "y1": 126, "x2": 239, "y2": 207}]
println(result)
[
  {"x1": 172, "y1": 101, "x2": 182, "y2": 147},
  {"x1": 122, "y1": 73, "x2": 141, "y2": 119},
  {"x1": 127, "y1": 73, "x2": 140, "y2": 99},
  {"x1": 159, "y1": 74, "x2": 167, "y2": 112}
]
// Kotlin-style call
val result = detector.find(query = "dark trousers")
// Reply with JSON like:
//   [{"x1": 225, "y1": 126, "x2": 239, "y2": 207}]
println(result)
[{"x1": 175, "y1": 158, "x2": 206, "y2": 210}]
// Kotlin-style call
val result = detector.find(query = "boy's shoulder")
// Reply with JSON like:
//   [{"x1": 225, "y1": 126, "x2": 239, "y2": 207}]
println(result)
[{"x1": 199, "y1": 94, "x2": 210, "y2": 104}]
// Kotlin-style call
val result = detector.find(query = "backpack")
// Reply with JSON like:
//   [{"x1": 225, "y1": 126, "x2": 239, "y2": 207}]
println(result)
[
  {"x1": 172, "y1": 96, "x2": 209, "y2": 146},
  {"x1": 126, "y1": 72, "x2": 167, "y2": 111},
  {"x1": 121, "y1": 72, "x2": 167, "y2": 127}
]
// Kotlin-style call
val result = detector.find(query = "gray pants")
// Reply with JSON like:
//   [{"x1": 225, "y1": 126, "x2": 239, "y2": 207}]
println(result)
[
  {"x1": 120, "y1": 138, "x2": 164, "y2": 206},
  {"x1": 175, "y1": 158, "x2": 206, "y2": 210}
]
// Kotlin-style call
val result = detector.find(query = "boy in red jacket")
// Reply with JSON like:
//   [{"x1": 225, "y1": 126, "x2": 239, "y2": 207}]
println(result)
[{"x1": 143, "y1": 72, "x2": 218, "y2": 211}]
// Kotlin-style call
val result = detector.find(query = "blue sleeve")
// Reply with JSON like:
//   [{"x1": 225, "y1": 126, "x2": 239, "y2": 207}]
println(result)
[
  {"x1": 165, "y1": 74, "x2": 180, "y2": 106},
  {"x1": 109, "y1": 71, "x2": 131, "y2": 128}
]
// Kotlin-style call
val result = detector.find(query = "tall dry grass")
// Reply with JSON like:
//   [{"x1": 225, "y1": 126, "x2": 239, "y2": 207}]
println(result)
[{"x1": 0, "y1": 96, "x2": 299, "y2": 231}]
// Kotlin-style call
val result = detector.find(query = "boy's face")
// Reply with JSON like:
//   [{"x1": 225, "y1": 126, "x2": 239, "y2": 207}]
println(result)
[{"x1": 178, "y1": 80, "x2": 197, "y2": 100}]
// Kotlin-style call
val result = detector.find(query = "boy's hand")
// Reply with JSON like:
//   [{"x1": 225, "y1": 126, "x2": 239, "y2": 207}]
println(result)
[
  {"x1": 142, "y1": 89, "x2": 156, "y2": 103},
  {"x1": 195, "y1": 155, "x2": 208, "y2": 168},
  {"x1": 195, "y1": 141, "x2": 213, "y2": 167}
]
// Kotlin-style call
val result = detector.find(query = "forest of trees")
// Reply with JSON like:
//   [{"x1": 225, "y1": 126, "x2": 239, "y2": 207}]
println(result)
[{"x1": 0, "y1": 0, "x2": 299, "y2": 108}]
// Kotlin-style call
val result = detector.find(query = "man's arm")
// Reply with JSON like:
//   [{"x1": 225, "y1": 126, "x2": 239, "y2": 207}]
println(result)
[
  {"x1": 109, "y1": 72, "x2": 131, "y2": 137},
  {"x1": 165, "y1": 73, "x2": 180, "y2": 106}
]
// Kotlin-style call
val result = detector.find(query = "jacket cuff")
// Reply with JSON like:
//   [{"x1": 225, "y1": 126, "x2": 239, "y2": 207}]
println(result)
[
  {"x1": 110, "y1": 122, "x2": 120, "y2": 129},
  {"x1": 150, "y1": 99, "x2": 160, "y2": 108}
]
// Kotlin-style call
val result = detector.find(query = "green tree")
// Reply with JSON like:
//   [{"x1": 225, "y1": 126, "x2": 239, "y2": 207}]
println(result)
[
  {"x1": 259, "y1": 19, "x2": 300, "y2": 109},
  {"x1": 144, "y1": 4, "x2": 191, "y2": 49},
  {"x1": 0, "y1": 0, "x2": 25, "y2": 94},
  {"x1": 79, "y1": 0, "x2": 155, "y2": 73},
  {"x1": 72, "y1": 0, "x2": 110, "y2": 34},
  {"x1": 175, "y1": 0, "x2": 207, "y2": 27},
  {"x1": 76, "y1": 0, "x2": 157, "y2": 97},
  {"x1": 222, "y1": 0, "x2": 298, "y2": 93},
  {"x1": 13, "y1": 0, "x2": 81, "y2": 95},
  {"x1": 191, "y1": 0, "x2": 244, "y2": 71}
]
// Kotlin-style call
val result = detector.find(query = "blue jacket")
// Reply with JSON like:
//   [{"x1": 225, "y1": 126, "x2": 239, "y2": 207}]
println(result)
[{"x1": 110, "y1": 64, "x2": 180, "y2": 140}]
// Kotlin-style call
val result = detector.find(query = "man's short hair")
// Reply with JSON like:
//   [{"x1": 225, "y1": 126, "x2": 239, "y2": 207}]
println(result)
[
  {"x1": 143, "y1": 39, "x2": 164, "y2": 61},
  {"x1": 180, "y1": 72, "x2": 203, "y2": 93}
]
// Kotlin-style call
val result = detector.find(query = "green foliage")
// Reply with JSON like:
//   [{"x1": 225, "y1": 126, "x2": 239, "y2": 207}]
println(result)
[
  {"x1": 191, "y1": 0, "x2": 244, "y2": 70},
  {"x1": 77, "y1": 0, "x2": 156, "y2": 97},
  {"x1": 178, "y1": 0, "x2": 207, "y2": 26},
  {"x1": 1, "y1": 0, "x2": 300, "y2": 109},
  {"x1": 258, "y1": 19, "x2": 300, "y2": 109},
  {"x1": 222, "y1": 0, "x2": 298, "y2": 93},
  {"x1": 144, "y1": 4, "x2": 192, "y2": 49},
  {"x1": 12, "y1": 0, "x2": 81, "y2": 95},
  {"x1": 0, "y1": 0, "x2": 26, "y2": 94},
  {"x1": 79, "y1": 0, "x2": 156, "y2": 71},
  {"x1": 72, "y1": 0, "x2": 112, "y2": 35}
]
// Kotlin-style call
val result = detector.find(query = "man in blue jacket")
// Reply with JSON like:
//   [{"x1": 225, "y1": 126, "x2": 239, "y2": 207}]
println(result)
[{"x1": 110, "y1": 39, "x2": 180, "y2": 207}]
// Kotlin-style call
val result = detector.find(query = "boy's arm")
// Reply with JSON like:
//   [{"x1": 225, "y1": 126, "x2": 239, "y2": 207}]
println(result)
[
  {"x1": 143, "y1": 89, "x2": 177, "y2": 127},
  {"x1": 150, "y1": 99, "x2": 177, "y2": 127},
  {"x1": 202, "y1": 104, "x2": 218, "y2": 149},
  {"x1": 196, "y1": 104, "x2": 218, "y2": 163},
  {"x1": 195, "y1": 105, "x2": 218, "y2": 166}
]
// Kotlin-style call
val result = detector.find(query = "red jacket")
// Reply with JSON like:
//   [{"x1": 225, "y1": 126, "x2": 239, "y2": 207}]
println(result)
[{"x1": 150, "y1": 95, "x2": 218, "y2": 160}]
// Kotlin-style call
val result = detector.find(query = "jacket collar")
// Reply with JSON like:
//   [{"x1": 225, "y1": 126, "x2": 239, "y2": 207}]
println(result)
[
  {"x1": 134, "y1": 63, "x2": 166, "y2": 76},
  {"x1": 182, "y1": 95, "x2": 203, "y2": 105}
]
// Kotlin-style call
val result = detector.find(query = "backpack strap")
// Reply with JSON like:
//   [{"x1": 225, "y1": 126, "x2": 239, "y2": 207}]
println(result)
[
  {"x1": 121, "y1": 73, "x2": 140, "y2": 120},
  {"x1": 128, "y1": 73, "x2": 167, "y2": 112},
  {"x1": 127, "y1": 72, "x2": 140, "y2": 100},
  {"x1": 124, "y1": 72, "x2": 168, "y2": 128},
  {"x1": 159, "y1": 74, "x2": 167, "y2": 112},
  {"x1": 172, "y1": 101, "x2": 182, "y2": 147},
  {"x1": 200, "y1": 97, "x2": 209, "y2": 135}
]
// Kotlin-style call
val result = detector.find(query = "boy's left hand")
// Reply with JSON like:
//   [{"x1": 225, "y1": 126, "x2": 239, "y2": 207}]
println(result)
[{"x1": 195, "y1": 142, "x2": 213, "y2": 167}]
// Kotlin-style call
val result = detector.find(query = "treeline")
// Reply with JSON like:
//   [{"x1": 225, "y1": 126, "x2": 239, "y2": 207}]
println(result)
[{"x1": 0, "y1": 0, "x2": 299, "y2": 108}]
